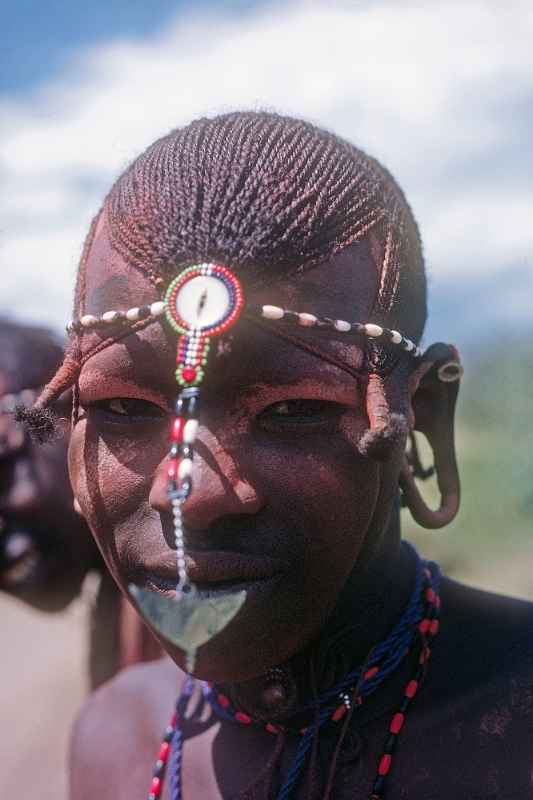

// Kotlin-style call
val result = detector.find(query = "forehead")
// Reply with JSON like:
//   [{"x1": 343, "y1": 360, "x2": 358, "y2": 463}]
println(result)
[
  {"x1": 84, "y1": 213, "x2": 379, "y2": 323},
  {"x1": 78, "y1": 212, "x2": 381, "y2": 391}
]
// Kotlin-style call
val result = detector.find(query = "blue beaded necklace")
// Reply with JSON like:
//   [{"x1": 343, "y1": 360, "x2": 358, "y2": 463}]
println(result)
[{"x1": 147, "y1": 545, "x2": 441, "y2": 800}]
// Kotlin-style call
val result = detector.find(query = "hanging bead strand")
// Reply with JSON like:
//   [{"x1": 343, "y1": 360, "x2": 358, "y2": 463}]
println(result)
[{"x1": 167, "y1": 386, "x2": 201, "y2": 593}]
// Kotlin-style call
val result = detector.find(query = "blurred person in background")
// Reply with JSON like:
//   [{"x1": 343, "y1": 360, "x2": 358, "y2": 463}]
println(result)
[{"x1": 0, "y1": 318, "x2": 160, "y2": 686}]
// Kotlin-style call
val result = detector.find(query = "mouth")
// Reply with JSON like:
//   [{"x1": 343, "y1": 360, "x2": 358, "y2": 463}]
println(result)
[{"x1": 142, "y1": 550, "x2": 285, "y2": 597}]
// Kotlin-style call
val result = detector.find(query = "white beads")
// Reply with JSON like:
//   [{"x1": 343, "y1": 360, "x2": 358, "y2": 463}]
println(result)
[
  {"x1": 102, "y1": 311, "x2": 120, "y2": 323},
  {"x1": 334, "y1": 319, "x2": 351, "y2": 332},
  {"x1": 183, "y1": 420, "x2": 199, "y2": 444},
  {"x1": 261, "y1": 305, "x2": 285, "y2": 320},
  {"x1": 178, "y1": 459, "x2": 193, "y2": 480},
  {"x1": 298, "y1": 313, "x2": 317, "y2": 327},
  {"x1": 150, "y1": 301, "x2": 165, "y2": 317},
  {"x1": 364, "y1": 323, "x2": 383, "y2": 338},
  {"x1": 390, "y1": 330, "x2": 402, "y2": 344},
  {"x1": 67, "y1": 286, "x2": 423, "y2": 366}
]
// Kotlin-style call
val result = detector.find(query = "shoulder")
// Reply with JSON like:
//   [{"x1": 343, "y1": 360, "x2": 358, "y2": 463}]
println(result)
[
  {"x1": 430, "y1": 580, "x2": 533, "y2": 753},
  {"x1": 433, "y1": 577, "x2": 533, "y2": 694},
  {"x1": 69, "y1": 657, "x2": 182, "y2": 800},
  {"x1": 438, "y1": 577, "x2": 533, "y2": 674},
  {"x1": 408, "y1": 579, "x2": 533, "y2": 797}
]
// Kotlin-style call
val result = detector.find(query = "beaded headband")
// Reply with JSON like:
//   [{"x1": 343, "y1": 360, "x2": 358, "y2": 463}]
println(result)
[{"x1": 68, "y1": 263, "x2": 421, "y2": 670}]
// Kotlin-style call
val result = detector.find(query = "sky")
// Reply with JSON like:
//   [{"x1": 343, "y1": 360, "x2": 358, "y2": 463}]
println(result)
[{"x1": 1, "y1": 0, "x2": 532, "y2": 348}]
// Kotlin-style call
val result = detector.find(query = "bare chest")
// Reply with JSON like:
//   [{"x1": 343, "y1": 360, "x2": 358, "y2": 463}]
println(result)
[{"x1": 152, "y1": 701, "x2": 533, "y2": 800}]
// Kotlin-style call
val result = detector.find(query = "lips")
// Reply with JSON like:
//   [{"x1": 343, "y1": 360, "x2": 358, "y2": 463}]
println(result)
[{"x1": 144, "y1": 549, "x2": 284, "y2": 591}]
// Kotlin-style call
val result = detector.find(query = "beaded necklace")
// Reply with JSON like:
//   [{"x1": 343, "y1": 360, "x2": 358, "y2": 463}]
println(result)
[{"x1": 146, "y1": 548, "x2": 441, "y2": 800}]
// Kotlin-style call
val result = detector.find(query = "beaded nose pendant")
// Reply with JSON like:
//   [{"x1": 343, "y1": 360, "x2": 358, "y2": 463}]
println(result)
[{"x1": 129, "y1": 264, "x2": 246, "y2": 672}]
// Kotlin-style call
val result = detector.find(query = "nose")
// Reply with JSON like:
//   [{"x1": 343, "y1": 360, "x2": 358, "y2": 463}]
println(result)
[{"x1": 149, "y1": 428, "x2": 264, "y2": 530}]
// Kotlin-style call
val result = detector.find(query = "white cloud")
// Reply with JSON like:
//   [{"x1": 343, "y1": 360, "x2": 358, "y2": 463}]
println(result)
[{"x1": 1, "y1": 0, "x2": 532, "y2": 338}]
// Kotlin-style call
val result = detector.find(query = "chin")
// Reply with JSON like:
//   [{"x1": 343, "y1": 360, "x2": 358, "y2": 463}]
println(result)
[{"x1": 158, "y1": 584, "x2": 326, "y2": 684}]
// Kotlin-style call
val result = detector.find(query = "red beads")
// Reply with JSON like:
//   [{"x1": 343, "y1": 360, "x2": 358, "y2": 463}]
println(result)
[
  {"x1": 378, "y1": 754, "x2": 392, "y2": 776},
  {"x1": 418, "y1": 618, "x2": 431, "y2": 635},
  {"x1": 266, "y1": 723, "x2": 280, "y2": 734},
  {"x1": 390, "y1": 712, "x2": 405, "y2": 734},
  {"x1": 172, "y1": 417, "x2": 185, "y2": 442},
  {"x1": 405, "y1": 679, "x2": 418, "y2": 699},
  {"x1": 167, "y1": 459, "x2": 178, "y2": 480},
  {"x1": 332, "y1": 704, "x2": 347, "y2": 722},
  {"x1": 235, "y1": 711, "x2": 252, "y2": 724},
  {"x1": 158, "y1": 741, "x2": 170, "y2": 761},
  {"x1": 364, "y1": 665, "x2": 380, "y2": 680},
  {"x1": 182, "y1": 367, "x2": 197, "y2": 383}
]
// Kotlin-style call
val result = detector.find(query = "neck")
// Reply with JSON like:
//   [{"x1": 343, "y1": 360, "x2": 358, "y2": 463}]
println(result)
[{"x1": 220, "y1": 499, "x2": 417, "y2": 722}]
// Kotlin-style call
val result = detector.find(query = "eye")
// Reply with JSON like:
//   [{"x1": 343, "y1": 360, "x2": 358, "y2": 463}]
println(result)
[
  {"x1": 88, "y1": 397, "x2": 166, "y2": 422},
  {"x1": 256, "y1": 399, "x2": 343, "y2": 430}
]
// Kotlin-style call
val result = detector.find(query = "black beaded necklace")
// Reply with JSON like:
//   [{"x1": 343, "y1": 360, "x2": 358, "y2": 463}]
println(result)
[{"x1": 146, "y1": 549, "x2": 441, "y2": 800}]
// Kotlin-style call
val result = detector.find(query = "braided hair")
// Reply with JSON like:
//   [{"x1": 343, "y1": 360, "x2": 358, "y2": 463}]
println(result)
[{"x1": 24, "y1": 111, "x2": 426, "y2": 450}]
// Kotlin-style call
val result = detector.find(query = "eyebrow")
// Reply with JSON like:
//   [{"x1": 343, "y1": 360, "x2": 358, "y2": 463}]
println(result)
[{"x1": 77, "y1": 331, "x2": 363, "y2": 399}]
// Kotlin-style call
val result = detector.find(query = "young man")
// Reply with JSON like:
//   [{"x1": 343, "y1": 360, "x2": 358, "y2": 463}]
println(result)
[{"x1": 27, "y1": 112, "x2": 532, "y2": 798}]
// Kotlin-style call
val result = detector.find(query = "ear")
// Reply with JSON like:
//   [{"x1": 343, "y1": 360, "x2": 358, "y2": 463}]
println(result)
[{"x1": 400, "y1": 343, "x2": 463, "y2": 529}]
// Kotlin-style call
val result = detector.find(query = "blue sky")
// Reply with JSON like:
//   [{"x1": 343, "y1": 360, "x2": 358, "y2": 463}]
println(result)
[
  {"x1": 2, "y1": 0, "x2": 259, "y2": 94},
  {"x1": 1, "y1": 0, "x2": 532, "y2": 348}
]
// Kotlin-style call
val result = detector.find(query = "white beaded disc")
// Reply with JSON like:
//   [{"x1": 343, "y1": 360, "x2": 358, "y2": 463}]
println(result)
[{"x1": 176, "y1": 275, "x2": 231, "y2": 329}]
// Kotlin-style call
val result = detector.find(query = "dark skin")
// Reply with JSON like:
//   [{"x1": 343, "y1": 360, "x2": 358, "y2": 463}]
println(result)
[
  {"x1": 0, "y1": 323, "x2": 160, "y2": 683},
  {"x1": 0, "y1": 325, "x2": 98, "y2": 610},
  {"x1": 70, "y1": 213, "x2": 533, "y2": 799}
]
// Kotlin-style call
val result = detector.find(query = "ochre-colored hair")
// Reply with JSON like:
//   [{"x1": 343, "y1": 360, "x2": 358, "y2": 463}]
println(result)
[{"x1": 29, "y1": 111, "x2": 426, "y2": 452}]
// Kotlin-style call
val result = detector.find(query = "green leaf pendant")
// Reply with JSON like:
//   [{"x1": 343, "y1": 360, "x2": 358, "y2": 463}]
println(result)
[{"x1": 129, "y1": 585, "x2": 246, "y2": 672}]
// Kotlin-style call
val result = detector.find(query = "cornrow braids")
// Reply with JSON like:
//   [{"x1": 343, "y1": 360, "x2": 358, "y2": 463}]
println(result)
[{"x1": 27, "y1": 111, "x2": 426, "y2": 445}]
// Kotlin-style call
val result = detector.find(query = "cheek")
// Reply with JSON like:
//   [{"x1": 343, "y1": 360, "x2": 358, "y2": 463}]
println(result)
[
  {"x1": 251, "y1": 425, "x2": 380, "y2": 574},
  {"x1": 68, "y1": 420, "x2": 166, "y2": 551}
]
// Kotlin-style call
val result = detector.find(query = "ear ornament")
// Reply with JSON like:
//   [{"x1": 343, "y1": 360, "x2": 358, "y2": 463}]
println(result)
[{"x1": 400, "y1": 344, "x2": 463, "y2": 530}]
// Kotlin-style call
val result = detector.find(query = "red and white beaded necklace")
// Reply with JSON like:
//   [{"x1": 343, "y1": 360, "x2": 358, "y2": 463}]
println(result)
[{"x1": 146, "y1": 552, "x2": 441, "y2": 800}]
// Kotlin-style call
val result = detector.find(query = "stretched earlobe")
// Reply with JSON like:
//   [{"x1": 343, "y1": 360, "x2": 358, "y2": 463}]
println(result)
[
  {"x1": 400, "y1": 343, "x2": 462, "y2": 529},
  {"x1": 357, "y1": 373, "x2": 408, "y2": 460}
]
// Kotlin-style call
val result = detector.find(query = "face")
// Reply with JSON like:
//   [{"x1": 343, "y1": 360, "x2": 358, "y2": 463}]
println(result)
[
  {"x1": 70, "y1": 214, "x2": 410, "y2": 681},
  {"x1": 0, "y1": 337, "x2": 97, "y2": 610}
]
